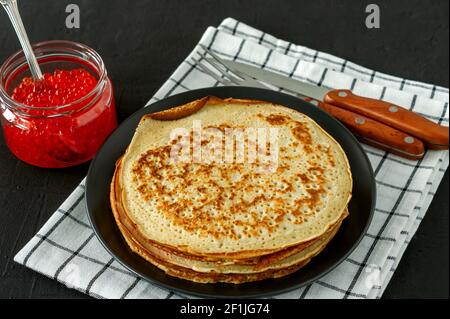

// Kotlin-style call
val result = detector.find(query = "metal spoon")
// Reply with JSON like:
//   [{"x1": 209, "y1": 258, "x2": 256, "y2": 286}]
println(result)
[{"x1": 1, "y1": 0, "x2": 43, "y2": 80}]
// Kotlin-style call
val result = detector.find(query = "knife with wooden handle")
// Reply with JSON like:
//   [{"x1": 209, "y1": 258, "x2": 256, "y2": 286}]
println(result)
[
  {"x1": 324, "y1": 90, "x2": 448, "y2": 150},
  {"x1": 304, "y1": 98, "x2": 425, "y2": 160},
  {"x1": 214, "y1": 59, "x2": 449, "y2": 151}
]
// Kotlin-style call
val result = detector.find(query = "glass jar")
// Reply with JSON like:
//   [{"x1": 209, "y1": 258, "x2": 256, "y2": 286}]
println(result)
[{"x1": 0, "y1": 40, "x2": 117, "y2": 168}]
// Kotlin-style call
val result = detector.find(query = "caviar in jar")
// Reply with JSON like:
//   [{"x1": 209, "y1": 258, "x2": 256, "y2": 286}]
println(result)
[{"x1": 0, "y1": 41, "x2": 117, "y2": 168}]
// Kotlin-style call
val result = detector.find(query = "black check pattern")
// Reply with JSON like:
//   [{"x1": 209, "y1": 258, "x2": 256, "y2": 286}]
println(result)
[{"x1": 14, "y1": 18, "x2": 448, "y2": 299}]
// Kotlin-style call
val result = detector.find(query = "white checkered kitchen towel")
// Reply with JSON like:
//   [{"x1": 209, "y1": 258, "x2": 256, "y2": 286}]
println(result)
[{"x1": 14, "y1": 18, "x2": 449, "y2": 299}]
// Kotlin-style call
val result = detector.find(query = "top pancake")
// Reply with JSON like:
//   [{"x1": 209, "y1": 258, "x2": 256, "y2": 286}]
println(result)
[{"x1": 117, "y1": 96, "x2": 352, "y2": 257}]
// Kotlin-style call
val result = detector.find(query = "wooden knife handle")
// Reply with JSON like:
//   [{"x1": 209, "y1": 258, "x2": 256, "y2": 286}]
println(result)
[
  {"x1": 324, "y1": 89, "x2": 449, "y2": 150},
  {"x1": 305, "y1": 98, "x2": 425, "y2": 160}
]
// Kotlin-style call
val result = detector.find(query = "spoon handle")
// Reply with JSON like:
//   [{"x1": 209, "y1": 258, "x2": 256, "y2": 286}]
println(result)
[{"x1": 1, "y1": 0, "x2": 43, "y2": 80}]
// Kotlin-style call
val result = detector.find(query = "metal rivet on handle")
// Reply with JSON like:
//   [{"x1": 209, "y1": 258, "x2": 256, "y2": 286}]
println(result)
[
  {"x1": 389, "y1": 105, "x2": 398, "y2": 113},
  {"x1": 355, "y1": 117, "x2": 365, "y2": 125},
  {"x1": 310, "y1": 100, "x2": 319, "y2": 106},
  {"x1": 338, "y1": 91, "x2": 348, "y2": 97},
  {"x1": 404, "y1": 136, "x2": 415, "y2": 144}
]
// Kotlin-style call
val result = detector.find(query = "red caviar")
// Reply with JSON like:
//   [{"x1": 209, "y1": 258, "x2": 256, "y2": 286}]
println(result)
[
  {"x1": 2, "y1": 68, "x2": 117, "y2": 168},
  {"x1": 11, "y1": 69, "x2": 98, "y2": 107}
]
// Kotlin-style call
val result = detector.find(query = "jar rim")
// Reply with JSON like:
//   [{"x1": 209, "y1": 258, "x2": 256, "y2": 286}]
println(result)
[{"x1": 0, "y1": 40, "x2": 107, "y2": 112}]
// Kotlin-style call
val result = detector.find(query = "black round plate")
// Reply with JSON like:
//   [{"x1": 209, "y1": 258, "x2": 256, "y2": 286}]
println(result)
[{"x1": 86, "y1": 87, "x2": 375, "y2": 298}]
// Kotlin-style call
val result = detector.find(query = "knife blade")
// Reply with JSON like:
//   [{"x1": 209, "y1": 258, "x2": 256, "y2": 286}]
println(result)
[{"x1": 217, "y1": 59, "x2": 449, "y2": 150}]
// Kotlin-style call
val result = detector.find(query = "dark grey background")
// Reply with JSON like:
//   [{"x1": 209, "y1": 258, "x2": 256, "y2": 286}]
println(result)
[{"x1": 0, "y1": 0, "x2": 448, "y2": 298}]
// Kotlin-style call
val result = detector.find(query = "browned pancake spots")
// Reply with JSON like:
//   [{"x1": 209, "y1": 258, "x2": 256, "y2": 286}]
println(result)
[
  {"x1": 263, "y1": 113, "x2": 290, "y2": 125},
  {"x1": 294, "y1": 166, "x2": 326, "y2": 215},
  {"x1": 297, "y1": 173, "x2": 310, "y2": 184},
  {"x1": 291, "y1": 121, "x2": 313, "y2": 153},
  {"x1": 276, "y1": 164, "x2": 290, "y2": 173},
  {"x1": 262, "y1": 113, "x2": 314, "y2": 154},
  {"x1": 317, "y1": 144, "x2": 336, "y2": 167},
  {"x1": 132, "y1": 122, "x2": 331, "y2": 239},
  {"x1": 303, "y1": 188, "x2": 322, "y2": 210}
]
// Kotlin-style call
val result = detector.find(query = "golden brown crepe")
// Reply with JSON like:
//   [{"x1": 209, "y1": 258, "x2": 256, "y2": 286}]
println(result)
[{"x1": 110, "y1": 96, "x2": 352, "y2": 283}]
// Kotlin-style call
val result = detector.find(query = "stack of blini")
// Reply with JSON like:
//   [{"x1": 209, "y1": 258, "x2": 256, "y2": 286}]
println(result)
[{"x1": 111, "y1": 97, "x2": 352, "y2": 283}]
